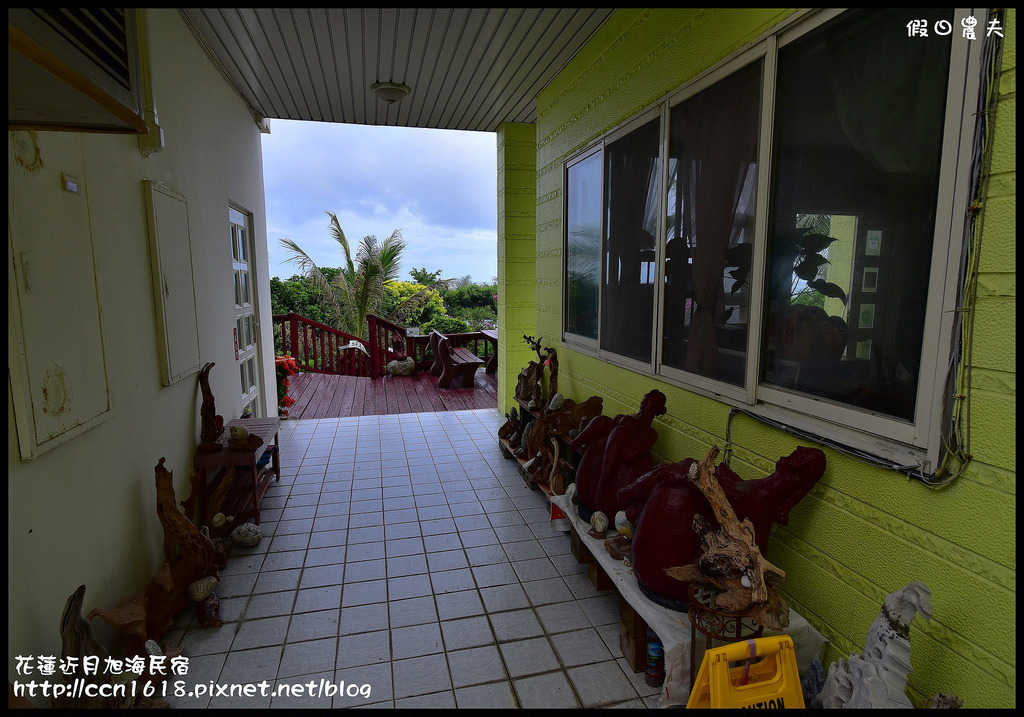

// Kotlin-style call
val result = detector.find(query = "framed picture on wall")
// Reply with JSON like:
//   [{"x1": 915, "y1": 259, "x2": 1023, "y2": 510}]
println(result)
[
  {"x1": 858, "y1": 304, "x2": 875, "y2": 329},
  {"x1": 865, "y1": 230, "x2": 882, "y2": 257},
  {"x1": 862, "y1": 267, "x2": 878, "y2": 293},
  {"x1": 856, "y1": 339, "x2": 872, "y2": 360}
]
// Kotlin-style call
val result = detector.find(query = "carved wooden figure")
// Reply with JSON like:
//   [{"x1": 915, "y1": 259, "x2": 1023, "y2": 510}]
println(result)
[
  {"x1": 55, "y1": 585, "x2": 110, "y2": 708},
  {"x1": 619, "y1": 444, "x2": 825, "y2": 611},
  {"x1": 87, "y1": 591, "x2": 149, "y2": 660},
  {"x1": 203, "y1": 464, "x2": 234, "y2": 529},
  {"x1": 498, "y1": 406, "x2": 522, "y2": 443},
  {"x1": 155, "y1": 458, "x2": 218, "y2": 590},
  {"x1": 664, "y1": 447, "x2": 789, "y2": 630},
  {"x1": 60, "y1": 585, "x2": 109, "y2": 673},
  {"x1": 196, "y1": 362, "x2": 222, "y2": 453},
  {"x1": 143, "y1": 563, "x2": 180, "y2": 641},
  {"x1": 543, "y1": 346, "x2": 558, "y2": 398},
  {"x1": 514, "y1": 334, "x2": 546, "y2": 409},
  {"x1": 569, "y1": 390, "x2": 666, "y2": 519},
  {"x1": 546, "y1": 395, "x2": 603, "y2": 440}
]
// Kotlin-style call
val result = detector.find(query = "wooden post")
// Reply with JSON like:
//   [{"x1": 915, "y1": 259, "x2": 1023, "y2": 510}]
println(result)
[
  {"x1": 368, "y1": 315, "x2": 380, "y2": 378},
  {"x1": 287, "y1": 312, "x2": 298, "y2": 360},
  {"x1": 619, "y1": 596, "x2": 648, "y2": 673}
]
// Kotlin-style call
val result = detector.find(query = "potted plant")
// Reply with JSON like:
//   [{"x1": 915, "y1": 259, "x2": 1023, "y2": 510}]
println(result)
[{"x1": 275, "y1": 355, "x2": 298, "y2": 417}]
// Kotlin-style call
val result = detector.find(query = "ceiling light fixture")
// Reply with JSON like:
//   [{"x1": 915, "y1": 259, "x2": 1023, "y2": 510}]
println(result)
[{"x1": 371, "y1": 81, "x2": 411, "y2": 105}]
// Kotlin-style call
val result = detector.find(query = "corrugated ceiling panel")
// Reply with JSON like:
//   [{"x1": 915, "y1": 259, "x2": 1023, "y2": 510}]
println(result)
[{"x1": 181, "y1": 8, "x2": 614, "y2": 131}]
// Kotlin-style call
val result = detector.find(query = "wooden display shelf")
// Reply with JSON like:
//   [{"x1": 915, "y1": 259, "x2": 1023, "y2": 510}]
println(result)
[
  {"x1": 503, "y1": 398, "x2": 577, "y2": 486},
  {"x1": 498, "y1": 435, "x2": 554, "y2": 498},
  {"x1": 210, "y1": 456, "x2": 276, "y2": 524},
  {"x1": 194, "y1": 417, "x2": 280, "y2": 525}
]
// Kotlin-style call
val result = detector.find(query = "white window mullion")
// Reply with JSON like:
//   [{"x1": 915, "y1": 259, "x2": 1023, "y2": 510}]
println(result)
[{"x1": 745, "y1": 35, "x2": 777, "y2": 406}]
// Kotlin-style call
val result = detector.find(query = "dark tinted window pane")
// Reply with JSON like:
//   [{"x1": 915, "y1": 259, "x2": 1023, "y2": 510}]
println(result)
[
  {"x1": 663, "y1": 60, "x2": 761, "y2": 386},
  {"x1": 761, "y1": 9, "x2": 952, "y2": 421},
  {"x1": 601, "y1": 118, "x2": 660, "y2": 362},
  {"x1": 565, "y1": 152, "x2": 602, "y2": 339}
]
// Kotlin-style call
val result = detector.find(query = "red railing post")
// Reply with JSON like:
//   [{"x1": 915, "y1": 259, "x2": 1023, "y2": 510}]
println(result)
[
  {"x1": 368, "y1": 314, "x2": 380, "y2": 379},
  {"x1": 288, "y1": 312, "x2": 299, "y2": 361}
]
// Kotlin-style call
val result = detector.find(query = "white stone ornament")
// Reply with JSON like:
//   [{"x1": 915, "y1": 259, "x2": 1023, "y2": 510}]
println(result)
[
  {"x1": 188, "y1": 576, "x2": 218, "y2": 601},
  {"x1": 231, "y1": 522, "x2": 263, "y2": 546},
  {"x1": 614, "y1": 511, "x2": 634, "y2": 539}
]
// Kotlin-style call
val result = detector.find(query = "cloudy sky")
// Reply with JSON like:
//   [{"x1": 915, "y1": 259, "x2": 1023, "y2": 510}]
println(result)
[{"x1": 260, "y1": 119, "x2": 499, "y2": 285}]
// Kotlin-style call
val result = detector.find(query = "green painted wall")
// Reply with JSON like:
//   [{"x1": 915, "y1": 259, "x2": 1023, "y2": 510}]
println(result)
[
  {"x1": 522, "y1": 8, "x2": 1015, "y2": 708},
  {"x1": 497, "y1": 123, "x2": 539, "y2": 412}
]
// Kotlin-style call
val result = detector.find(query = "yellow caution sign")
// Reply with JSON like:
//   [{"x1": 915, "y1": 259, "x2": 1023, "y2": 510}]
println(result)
[{"x1": 687, "y1": 634, "x2": 804, "y2": 709}]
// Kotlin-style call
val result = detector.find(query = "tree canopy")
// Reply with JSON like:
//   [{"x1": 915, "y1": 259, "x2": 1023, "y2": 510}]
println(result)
[{"x1": 272, "y1": 243, "x2": 498, "y2": 335}]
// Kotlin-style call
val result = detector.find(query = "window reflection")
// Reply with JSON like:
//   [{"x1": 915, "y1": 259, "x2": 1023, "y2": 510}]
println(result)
[{"x1": 761, "y1": 8, "x2": 953, "y2": 421}]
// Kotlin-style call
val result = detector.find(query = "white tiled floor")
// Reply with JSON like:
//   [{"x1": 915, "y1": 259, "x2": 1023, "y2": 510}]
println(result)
[{"x1": 164, "y1": 408, "x2": 661, "y2": 709}]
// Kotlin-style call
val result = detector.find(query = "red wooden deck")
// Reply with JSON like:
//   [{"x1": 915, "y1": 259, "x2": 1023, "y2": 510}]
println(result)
[{"x1": 283, "y1": 370, "x2": 498, "y2": 419}]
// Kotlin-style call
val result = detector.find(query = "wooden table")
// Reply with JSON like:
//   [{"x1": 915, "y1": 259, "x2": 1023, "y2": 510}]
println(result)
[
  {"x1": 193, "y1": 417, "x2": 280, "y2": 525},
  {"x1": 481, "y1": 329, "x2": 498, "y2": 374}
]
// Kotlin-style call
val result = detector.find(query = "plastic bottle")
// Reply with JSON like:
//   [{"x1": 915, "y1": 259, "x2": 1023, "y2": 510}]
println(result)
[{"x1": 645, "y1": 628, "x2": 665, "y2": 687}]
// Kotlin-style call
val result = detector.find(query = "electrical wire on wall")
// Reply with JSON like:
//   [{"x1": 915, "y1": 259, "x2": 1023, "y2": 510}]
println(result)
[
  {"x1": 925, "y1": 7, "x2": 1005, "y2": 489},
  {"x1": 722, "y1": 12, "x2": 1006, "y2": 487},
  {"x1": 722, "y1": 407, "x2": 924, "y2": 476}
]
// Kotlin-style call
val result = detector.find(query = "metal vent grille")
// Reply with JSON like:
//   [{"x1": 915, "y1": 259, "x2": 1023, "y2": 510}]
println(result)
[{"x1": 30, "y1": 9, "x2": 132, "y2": 92}]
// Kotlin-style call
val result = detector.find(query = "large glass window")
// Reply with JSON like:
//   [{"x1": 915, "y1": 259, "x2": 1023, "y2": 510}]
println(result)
[
  {"x1": 761, "y1": 8, "x2": 953, "y2": 422},
  {"x1": 601, "y1": 117, "x2": 660, "y2": 363},
  {"x1": 564, "y1": 151, "x2": 602, "y2": 340},
  {"x1": 561, "y1": 8, "x2": 974, "y2": 466},
  {"x1": 663, "y1": 59, "x2": 762, "y2": 385}
]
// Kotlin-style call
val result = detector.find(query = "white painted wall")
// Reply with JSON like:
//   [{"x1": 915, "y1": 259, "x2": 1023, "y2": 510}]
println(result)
[{"x1": 7, "y1": 9, "x2": 274, "y2": 692}]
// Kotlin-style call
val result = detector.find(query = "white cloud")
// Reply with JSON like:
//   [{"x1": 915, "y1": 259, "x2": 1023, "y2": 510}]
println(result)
[{"x1": 263, "y1": 120, "x2": 498, "y2": 283}]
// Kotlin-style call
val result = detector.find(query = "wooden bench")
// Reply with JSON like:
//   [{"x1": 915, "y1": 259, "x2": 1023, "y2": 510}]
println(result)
[{"x1": 431, "y1": 331, "x2": 484, "y2": 388}]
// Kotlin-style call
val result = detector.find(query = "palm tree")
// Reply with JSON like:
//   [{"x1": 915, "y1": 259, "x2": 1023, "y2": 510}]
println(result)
[{"x1": 280, "y1": 211, "x2": 406, "y2": 339}]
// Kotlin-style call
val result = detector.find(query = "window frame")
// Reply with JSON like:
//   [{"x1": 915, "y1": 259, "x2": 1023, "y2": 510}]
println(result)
[
  {"x1": 559, "y1": 8, "x2": 982, "y2": 471},
  {"x1": 562, "y1": 105, "x2": 667, "y2": 378}
]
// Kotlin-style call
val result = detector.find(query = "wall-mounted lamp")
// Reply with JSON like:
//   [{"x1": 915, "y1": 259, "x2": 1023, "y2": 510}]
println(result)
[{"x1": 371, "y1": 81, "x2": 411, "y2": 104}]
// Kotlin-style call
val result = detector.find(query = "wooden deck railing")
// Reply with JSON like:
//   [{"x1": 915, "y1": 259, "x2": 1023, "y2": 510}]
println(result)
[
  {"x1": 273, "y1": 313, "x2": 373, "y2": 377},
  {"x1": 368, "y1": 315, "x2": 496, "y2": 375},
  {"x1": 274, "y1": 311, "x2": 496, "y2": 381},
  {"x1": 368, "y1": 314, "x2": 411, "y2": 378}
]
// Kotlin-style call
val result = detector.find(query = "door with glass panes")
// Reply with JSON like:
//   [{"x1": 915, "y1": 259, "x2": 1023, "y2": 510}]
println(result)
[{"x1": 230, "y1": 207, "x2": 262, "y2": 417}]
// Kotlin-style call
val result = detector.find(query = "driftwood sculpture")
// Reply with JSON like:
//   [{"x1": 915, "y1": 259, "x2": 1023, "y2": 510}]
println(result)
[
  {"x1": 664, "y1": 447, "x2": 790, "y2": 630},
  {"x1": 523, "y1": 394, "x2": 604, "y2": 492},
  {"x1": 546, "y1": 395, "x2": 602, "y2": 441},
  {"x1": 544, "y1": 345, "x2": 558, "y2": 398},
  {"x1": 498, "y1": 406, "x2": 524, "y2": 448},
  {"x1": 87, "y1": 591, "x2": 148, "y2": 660},
  {"x1": 54, "y1": 585, "x2": 167, "y2": 709},
  {"x1": 59, "y1": 585, "x2": 109, "y2": 678},
  {"x1": 155, "y1": 457, "x2": 218, "y2": 607},
  {"x1": 619, "y1": 445, "x2": 825, "y2": 607},
  {"x1": 203, "y1": 464, "x2": 234, "y2": 529},
  {"x1": 818, "y1": 582, "x2": 934, "y2": 709},
  {"x1": 143, "y1": 563, "x2": 179, "y2": 641},
  {"x1": 196, "y1": 362, "x2": 222, "y2": 453},
  {"x1": 55, "y1": 586, "x2": 108, "y2": 709},
  {"x1": 569, "y1": 390, "x2": 666, "y2": 519},
  {"x1": 514, "y1": 335, "x2": 547, "y2": 409}
]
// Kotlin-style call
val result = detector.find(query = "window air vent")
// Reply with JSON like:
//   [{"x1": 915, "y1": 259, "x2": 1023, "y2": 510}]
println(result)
[{"x1": 8, "y1": 8, "x2": 147, "y2": 134}]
